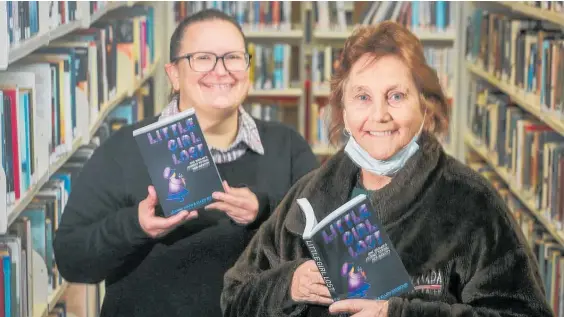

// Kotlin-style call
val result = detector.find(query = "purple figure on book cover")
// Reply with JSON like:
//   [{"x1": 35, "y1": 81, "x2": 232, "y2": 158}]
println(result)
[
  {"x1": 341, "y1": 262, "x2": 371, "y2": 298},
  {"x1": 163, "y1": 166, "x2": 189, "y2": 202}
]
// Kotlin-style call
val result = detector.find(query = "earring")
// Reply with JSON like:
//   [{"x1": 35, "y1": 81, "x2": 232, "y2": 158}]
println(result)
[{"x1": 342, "y1": 128, "x2": 351, "y2": 137}]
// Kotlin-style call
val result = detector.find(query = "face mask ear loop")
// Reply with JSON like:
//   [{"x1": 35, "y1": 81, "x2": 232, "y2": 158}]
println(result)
[{"x1": 417, "y1": 108, "x2": 427, "y2": 136}]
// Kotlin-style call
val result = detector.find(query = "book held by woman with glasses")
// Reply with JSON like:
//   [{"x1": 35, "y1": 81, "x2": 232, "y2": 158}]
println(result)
[
  {"x1": 133, "y1": 108, "x2": 223, "y2": 217},
  {"x1": 297, "y1": 194, "x2": 413, "y2": 301}
]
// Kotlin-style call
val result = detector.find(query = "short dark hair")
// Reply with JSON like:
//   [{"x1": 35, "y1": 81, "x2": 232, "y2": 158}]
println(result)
[{"x1": 169, "y1": 9, "x2": 247, "y2": 62}]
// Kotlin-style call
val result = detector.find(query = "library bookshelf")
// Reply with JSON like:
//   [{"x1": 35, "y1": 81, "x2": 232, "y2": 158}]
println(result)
[
  {"x1": 0, "y1": 1, "x2": 166, "y2": 316},
  {"x1": 4, "y1": 56, "x2": 161, "y2": 233},
  {"x1": 460, "y1": 1, "x2": 564, "y2": 312}
]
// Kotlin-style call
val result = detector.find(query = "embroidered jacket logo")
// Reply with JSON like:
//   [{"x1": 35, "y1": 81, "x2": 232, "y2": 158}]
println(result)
[{"x1": 411, "y1": 269, "x2": 443, "y2": 295}]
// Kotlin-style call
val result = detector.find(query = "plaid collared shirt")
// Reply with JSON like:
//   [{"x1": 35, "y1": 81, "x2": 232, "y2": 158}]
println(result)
[{"x1": 159, "y1": 97, "x2": 264, "y2": 164}]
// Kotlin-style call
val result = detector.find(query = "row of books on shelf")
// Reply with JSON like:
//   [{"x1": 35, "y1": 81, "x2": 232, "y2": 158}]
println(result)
[
  {"x1": 315, "y1": 1, "x2": 455, "y2": 33},
  {"x1": 309, "y1": 102, "x2": 330, "y2": 149},
  {"x1": 83, "y1": 3, "x2": 156, "y2": 101},
  {"x1": 311, "y1": 45, "x2": 455, "y2": 96},
  {"x1": 0, "y1": 84, "x2": 154, "y2": 317},
  {"x1": 520, "y1": 1, "x2": 564, "y2": 12},
  {"x1": 247, "y1": 42, "x2": 298, "y2": 91},
  {"x1": 173, "y1": 1, "x2": 456, "y2": 35},
  {"x1": 3, "y1": 1, "x2": 145, "y2": 50},
  {"x1": 4, "y1": 1, "x2": 80, "y2": 48},
  {"x1": 468, "y1": 80, "x2": 564, "y2": 230},
  {"x1": 0, "y1": 3, "x2": 156, "y2": 208},
  {"x1": 466, "y1": 153, "x2": 564, "y2": 317},
  {"x1": 174, "y1": 1, "x2": 294, "y2": 32},
  {"x1": 0, "y1": 74, "x2": 153, "y2": 209},
  {"x1": 308, "y1": 102, "x2": 349, "y2": 153},
  {"x1": 465, "y1": 8, "x2": 564, "y2": 115}
]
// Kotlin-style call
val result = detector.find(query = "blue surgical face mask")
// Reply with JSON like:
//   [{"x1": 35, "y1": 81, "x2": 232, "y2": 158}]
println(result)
[{"x1": 344, "y1": 111, "x2": 426, "y2": 176}]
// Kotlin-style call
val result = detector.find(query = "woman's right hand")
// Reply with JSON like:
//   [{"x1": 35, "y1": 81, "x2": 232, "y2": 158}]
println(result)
[
  {"x1": 138, "y1": 185, "x2": 198, "y2": 238},
  {"x1": 290, "y1": 260, "x2": 334, "y2": 306}
]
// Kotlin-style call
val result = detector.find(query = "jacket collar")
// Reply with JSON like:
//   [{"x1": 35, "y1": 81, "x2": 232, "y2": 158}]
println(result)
[{"x1": 284, "y1": 131, "x2": 444, "y2": 236}]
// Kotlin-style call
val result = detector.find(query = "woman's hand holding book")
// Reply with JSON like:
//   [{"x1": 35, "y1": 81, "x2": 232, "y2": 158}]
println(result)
[
  {"x1": 138, "y1": 185, "x2": 199, "y2": 238},
  {"x1": 290, "y1": 260, "x2": 334, "y2": 306},
  {"x1": 206, "y1": 181, "x2": 259, "y2": 225}
]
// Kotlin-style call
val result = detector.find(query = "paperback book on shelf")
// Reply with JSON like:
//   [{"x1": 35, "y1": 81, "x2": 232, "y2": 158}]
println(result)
[
  {"x1": 133, "y1": 108, "x2": 223, "y2": 217},
  {"x1": 297, "y1": 194, "x2": 413, "y2": 301}
]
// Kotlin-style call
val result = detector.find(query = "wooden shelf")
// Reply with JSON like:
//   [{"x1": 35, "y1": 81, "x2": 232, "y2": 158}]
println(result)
[
  {"x1": 313, "y1": 89, "x2": 330, "y2": 97},
  {"x1": 3, "y1": 1, "x2": 140, "y2": 70},
  {"x1": 498, "y1": 2, "x2": 564, "y2": 27},
  {"x1": 88, "y1": 2, "x2": 125, "y2": 26},
  {"x1": 464, "y1": 133, "x2": 564, "y2": 247},
  {"x1": 244, "y1": 29, "x2": 303, "y2": 40},
  {"x1": 313, "y1": 29, "x2": 456, "y2": 41},
  {"x1": 312, "y1": 145, "x2": 338, "y2": 156},
  {"x1": 33, "y1": 282, "x2": 68, "y2": 317},
  {"x1": 248, "y1": 88, "x2": 302, "y2": 97},
  {"x1": 6, "y1": 20, "x2": 83, "y2": 67},
  {"x1": 466, "y1": 62, "x2": 564, "y2": 135}
]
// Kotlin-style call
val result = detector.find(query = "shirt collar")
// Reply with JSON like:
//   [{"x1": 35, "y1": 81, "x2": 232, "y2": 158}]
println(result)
[{"x1": 158, "y1": 97, "x2": 264, "y2": 155}]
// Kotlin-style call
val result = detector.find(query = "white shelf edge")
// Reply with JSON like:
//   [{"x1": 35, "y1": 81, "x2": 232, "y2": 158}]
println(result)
[
  {"x1": 7, "y1": 20, "x2": 83, "y2": 66},
  {"x1": 466, "y1": 62, "x2": 564, "y2": 136},
  {"x1": 313, "y1": 29, "x2": 456, "y2": 41},
  {"x1": 244, "y1": 29, "x2": 303, "y2": 39},
  {"x1": 248, "y1": 88, "x2": 302, "y2": 97},
  {"x1": 3, "y1": 0, "x2": 140, "y2": 70},
  {"x1": 88, "y1": 2, "x2": 125, "y2": 26},
  {"x1": 313, "y1": 89, "x2": 330, "y2": 97},
  {"x1": 498, "y1": 2, "x2": 564, "y2": 28},
  {"x1": 312, "y1": 145, "x2": 339, "y2": 156},
  {"x1": 33, "y1": 281, "x2": 68, "y2": 317}
]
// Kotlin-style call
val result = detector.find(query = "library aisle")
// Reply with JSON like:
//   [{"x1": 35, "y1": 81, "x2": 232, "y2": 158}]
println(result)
[
  {"x1": 461, "y1": 2, "x2": 564, "y2": 315},
  {"x1": 0, "y1": 1, "x2": 562, "y2": 317}
]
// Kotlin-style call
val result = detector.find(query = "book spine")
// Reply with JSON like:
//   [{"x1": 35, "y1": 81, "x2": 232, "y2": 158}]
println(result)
[{"x1": 304, "y1": 238, "x2": 339, "y2": 301}]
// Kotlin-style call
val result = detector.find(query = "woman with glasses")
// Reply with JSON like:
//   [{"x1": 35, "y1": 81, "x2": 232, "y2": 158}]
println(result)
[{"x1": 53, "y1": 9, "x2": 319, "y2": 317}]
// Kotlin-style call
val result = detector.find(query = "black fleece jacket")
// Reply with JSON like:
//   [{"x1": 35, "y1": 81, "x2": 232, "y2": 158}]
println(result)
[
  {"x1": 52, "y1": 115, "x2": 319, "y2": 317},
  {"x1": 221, "y1": 132, "x2": 553, "y2": 317}
]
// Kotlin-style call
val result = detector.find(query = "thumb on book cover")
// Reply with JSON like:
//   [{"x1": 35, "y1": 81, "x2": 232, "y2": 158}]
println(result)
[{"x1": 146, "y1": 185, "x2": 159, "y2": 207}]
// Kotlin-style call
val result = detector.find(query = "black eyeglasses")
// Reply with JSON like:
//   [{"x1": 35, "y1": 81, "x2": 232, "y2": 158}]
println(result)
[{"x1": 171, "y1": 51, "x2": 252, "y2": 72}]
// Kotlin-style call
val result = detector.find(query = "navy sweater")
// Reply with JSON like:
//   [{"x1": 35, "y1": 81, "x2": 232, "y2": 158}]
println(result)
[{"x1": 53, "y1": 115, "x2": 319, "y2": 317}]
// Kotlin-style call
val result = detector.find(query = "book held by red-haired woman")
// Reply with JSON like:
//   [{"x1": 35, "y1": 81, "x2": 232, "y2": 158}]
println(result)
[{"x1": 298, "y1": 194, "x2": 414, "y2": 301}]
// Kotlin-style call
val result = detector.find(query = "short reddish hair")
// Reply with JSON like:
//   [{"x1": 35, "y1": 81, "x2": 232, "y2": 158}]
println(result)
[{"x1": 328, "y1": 21, "x2": 450, "y2": 146}]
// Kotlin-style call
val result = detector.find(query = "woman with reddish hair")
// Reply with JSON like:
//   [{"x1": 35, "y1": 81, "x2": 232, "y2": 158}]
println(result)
[{"x1": 220, "y1": 21, "x2": 552, "y2": 317}]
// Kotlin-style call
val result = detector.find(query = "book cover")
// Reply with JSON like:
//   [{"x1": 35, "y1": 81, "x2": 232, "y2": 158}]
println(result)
[
  {"x1": 297, "y1": 194, "x2": 413, "y2": 301},
  {"x1": 133, "y1": 108, "x2": 224, "y2": 217}
]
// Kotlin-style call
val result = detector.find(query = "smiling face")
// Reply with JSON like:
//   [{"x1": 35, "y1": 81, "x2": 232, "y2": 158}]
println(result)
[
  {"x1": 166, "y1": 19, "x2": 250, "y2": 117},
  {"x1": 342, "y1": 54, "x2": 425, "y2": 160}
]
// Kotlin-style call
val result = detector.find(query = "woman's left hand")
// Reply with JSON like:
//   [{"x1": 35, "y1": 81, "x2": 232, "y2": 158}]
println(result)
[
  {"x1": 329, "y1": 299, "x2": 388, "y2": 316},
  {"x1": 206, "y1": 181, "x2": 259, "y2": 225}
]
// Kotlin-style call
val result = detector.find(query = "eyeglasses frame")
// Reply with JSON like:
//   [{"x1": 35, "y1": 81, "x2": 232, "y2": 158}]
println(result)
[{"x1": 170, "y1": 51, "x2": 253, "y2": 72}]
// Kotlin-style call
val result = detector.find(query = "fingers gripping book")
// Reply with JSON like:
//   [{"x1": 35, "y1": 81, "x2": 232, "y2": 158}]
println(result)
[
  {"x1": 297, "y1": 194, "x2": 414, "y2": 301},
  {"x1": 133, "y1": 108, "x2": 224, "y2": 217}
]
